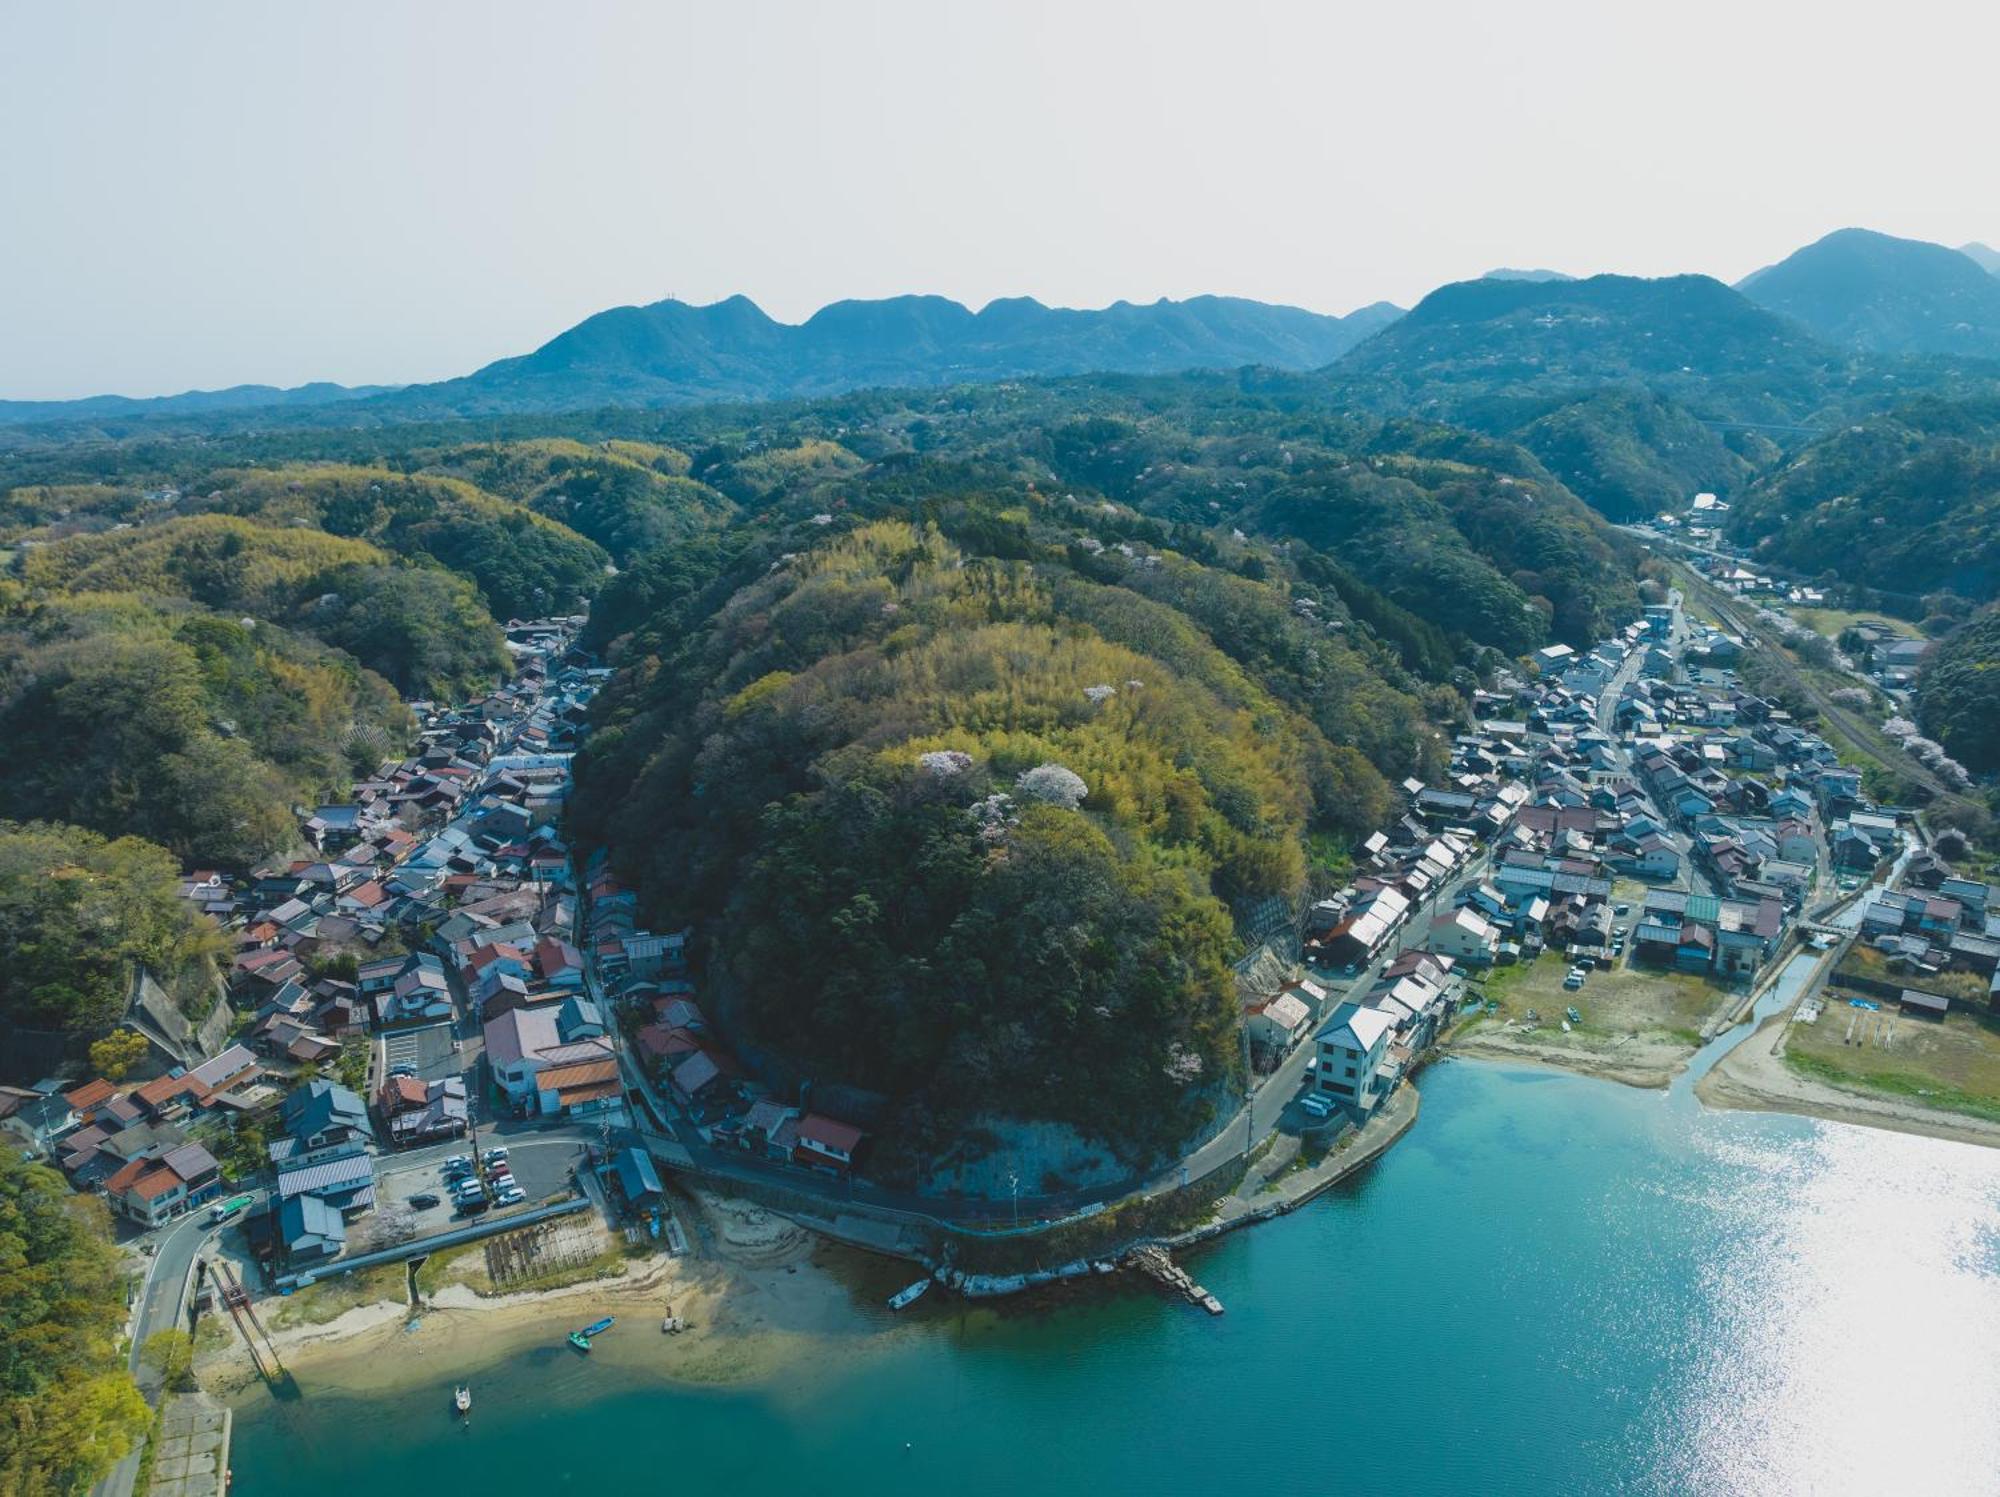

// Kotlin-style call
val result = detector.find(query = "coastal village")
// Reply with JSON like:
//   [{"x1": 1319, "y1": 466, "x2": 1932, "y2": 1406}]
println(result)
[{"x1": 7, "y1": 549, "x2": 2000, "y2": 1492}]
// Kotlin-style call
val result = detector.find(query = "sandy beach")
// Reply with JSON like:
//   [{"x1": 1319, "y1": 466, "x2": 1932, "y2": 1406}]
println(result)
[
  {"x1": 200, "y1": 1191, "x2": 911, "y2": 1403},
  {"x1": 1444, "y1": 1028, "x2": 1688, "y2": 1090},
  {"x1": 1696, "y1": 1011, "x2": 2000, "y2": 1150}
]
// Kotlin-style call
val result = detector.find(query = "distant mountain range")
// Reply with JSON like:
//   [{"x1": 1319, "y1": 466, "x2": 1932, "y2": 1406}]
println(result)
[
  {"x1": 0, "y1": 295, "x2": 1403, "y2": 428},
  {"x1": 382, "y1": 293, "x2": 1405, "y2": 417},
  {"x1": 0, "y1": 381, "x2": 394, "y2": 427},
  {"x1": 11, "y1": 225, "x2": 2000, "y2": 430},
  {"x1": 1736, "y1": 227, "x2": 2000, "y2": 360},
  {"x1": 1959, "y1": 242, "x2": 2000, "y2": 277},
  {"x1": 1329, "y1": 271, "x2": 1845, "y2": 404}
]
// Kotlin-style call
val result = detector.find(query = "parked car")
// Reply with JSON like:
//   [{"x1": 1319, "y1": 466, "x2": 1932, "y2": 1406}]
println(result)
[
  {"x1": 443, "y1": 1154, "x2": 472, "y2": 1172},
  {"x1": 456, "y1": 1196, "x2": 491, "y2": 1217},
  {"x1": 494, "y1": 1186, "x2": 527, "y2": 1206},
  {"x1": 408, "y1": 1192, "x2": 442, "y2": 1210},
  {"x1": 387, "y1": 1063, "x2": 417, "y2": 1079},
  {"x1": 1613, "y1": 903, "x2": 1630, "y2": 916},
  {"x1": 1563, "y1": 973, "x2": 1585, "y2": 992},
  {"x1": 1573, "y1": 954, "x2": 1597, "y2": 971},
  {"x1": 1300, "y1": 1094, "x2": 1333, "y2": 1120},
  {"x1": 484, "y1": 1146, "x2": 508, "y2": 1165}
]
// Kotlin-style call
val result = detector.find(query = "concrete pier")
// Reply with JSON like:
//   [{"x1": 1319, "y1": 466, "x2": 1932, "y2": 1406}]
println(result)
[{"x1": 147, "y1": 1393, "x2": 232, "y2": 1497}]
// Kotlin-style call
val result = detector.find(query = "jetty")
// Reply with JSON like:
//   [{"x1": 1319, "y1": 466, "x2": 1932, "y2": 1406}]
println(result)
[
  {"x1": 215, "y1": 1261, "x2": 285, "y2": 1381},
  {"x1": 1126, "y1": 1244, "x2": 1224, "y2": 1315}
]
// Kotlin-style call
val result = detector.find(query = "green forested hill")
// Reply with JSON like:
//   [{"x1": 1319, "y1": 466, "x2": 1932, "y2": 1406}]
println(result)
[
  {"x1": 1915, "y1": 603, "x2": 2000, "y2": 774},
  {"x1": 1736, "y1": 228, "x2": 2000, "y2": 361},
  {"x1": 0, "y1": 1145, "x2": 152, "y2": 1492},
  {"x1": 1318, "y1": 269, "x2": 2000, "y2": 524},
  {"x1": 0, "y1": 591, "x2": 411, "y2": 863},
  {"x1": 198, "y1": 464, "x2": 609, "y2": 619},
  {"x1": 1727, "y1": 398, "x2": 2000, "y2": 602},
  {"x1": 573, "y1": 513, "x2": 1422, "y2": 1158}
]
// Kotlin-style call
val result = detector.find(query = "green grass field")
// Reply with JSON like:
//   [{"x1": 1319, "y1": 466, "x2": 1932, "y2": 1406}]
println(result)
[
  {"x1": 1787, "y1": 607, "x2": 1921, "y2": 641},
  {"x1": 1786, "y1": 1002, "x2": 2000, "y2": 1124}
]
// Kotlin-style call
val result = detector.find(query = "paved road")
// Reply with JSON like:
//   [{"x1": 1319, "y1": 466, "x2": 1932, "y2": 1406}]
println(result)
[
  {"x1": 1594, "y1": 594, "x2": 1714, "y2": 899},
  {"x1": 90, "y1": 1208, "x2": 214, "y2": 1497}
]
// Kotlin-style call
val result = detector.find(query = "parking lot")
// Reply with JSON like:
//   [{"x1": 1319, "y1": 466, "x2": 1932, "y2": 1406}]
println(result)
[
  {"x1": 380, "y1": 1022, "x2": 462, "y2": 1085},
  {"x1": 371, "y1": 1133, "x2": 588, "y2": 1233}
]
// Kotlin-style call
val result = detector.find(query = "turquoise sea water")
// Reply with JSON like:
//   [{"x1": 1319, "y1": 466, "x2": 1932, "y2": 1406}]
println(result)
[{"x1": 231, "y1": 1052, "x2": 2000, "y2": 1495}]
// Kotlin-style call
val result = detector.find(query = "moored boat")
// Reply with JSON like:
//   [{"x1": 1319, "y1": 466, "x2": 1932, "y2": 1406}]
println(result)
[
  {"x1": 568, "y1": 1316, "x2": 616, "y2": 1351},
  {"x1": 887, "y1": 1277, "x2": 931, "y2": 1311},
  {"x1": 453, "y1": 1384, "x2": 471, "y2": 1414}
]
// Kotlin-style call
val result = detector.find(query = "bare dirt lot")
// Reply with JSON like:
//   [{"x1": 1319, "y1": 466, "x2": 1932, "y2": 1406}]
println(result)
[{"x1": 1446, "y1": 950, "x2": 1734, "y2": 1088}]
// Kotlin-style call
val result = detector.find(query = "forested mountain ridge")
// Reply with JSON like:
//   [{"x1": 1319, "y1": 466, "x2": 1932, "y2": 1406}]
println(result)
[
  {"x1": 388, "y1": 293, "x2": 1406, "y2": 416},
  {"x1": 0, "y1": 294, "x2": 1407, "y2": 430},
  {"x1": 1915, "y1": 602, "x2": 2000, "y2": 776},
  {"x1": 1737, "y1": 228, "x2": 2000, "y2": 360},
  {"x1": 0, "y1": 450, "x2": 627, "y2": 868},
  {"x1": 570, "y1": 505, "x2": 1429, "y2": 1160},
  {"x1": 1727, "y1": 396, "x2": 2000, "y2": 603},
  {"x1": 564, "y1": 379, "x2": 1649, "y2": 1159}
]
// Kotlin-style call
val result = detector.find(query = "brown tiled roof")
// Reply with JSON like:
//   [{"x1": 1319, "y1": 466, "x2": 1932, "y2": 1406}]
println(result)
[{"x1": 65, "y1": 1078, "x2": 116, "y2": 1109}]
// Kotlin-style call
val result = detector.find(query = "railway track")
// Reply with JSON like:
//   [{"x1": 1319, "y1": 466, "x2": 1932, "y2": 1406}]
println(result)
[{"x1": 1672, "y1": 564, "x2": 1965, "y2": 812}]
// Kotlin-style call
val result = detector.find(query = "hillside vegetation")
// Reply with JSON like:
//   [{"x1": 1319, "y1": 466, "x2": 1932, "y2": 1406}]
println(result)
[
  {"x1": 0, "y1": 590, "x2": 409, "y2": 863},
  {"x1": 1737, "y1": 227, "x2": 2000, "y2": 361},
  {"x1": 0, "y1": 821, "x2": 224, "y2": 1040},
  {"x1": 1916, "y1": 604, "x2": 2000, "y2": 774},
  {"x1": 1729, "y1": 398, "x2": 2000, "y2": 602},
  {"x1": 201, "y1": 464, "x2": 608, "y2": 619},
  {"x1": 574, "y1": 516, "x2": 1401, "y2": 1158},
  {"x1": 0, "y1": 1147, "x2": 151, "y2": 1493}
]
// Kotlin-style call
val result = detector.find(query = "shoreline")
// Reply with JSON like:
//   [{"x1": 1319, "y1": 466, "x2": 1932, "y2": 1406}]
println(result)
[
  {"x1": 1695, "y1": 1011, "x2": 2000, "y2": 1152},
  {"x1": 202, "y1": 1195, "x2": 905, "y2": 1407},
  {"x1": 1441, "y1": 1028, "x2": 1685, "y2": 1090}
]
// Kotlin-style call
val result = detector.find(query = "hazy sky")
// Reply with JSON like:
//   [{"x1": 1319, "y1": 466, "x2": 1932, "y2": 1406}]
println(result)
[{"x1": 3, "y1": 0, "x2": 1996, "y2": 399}]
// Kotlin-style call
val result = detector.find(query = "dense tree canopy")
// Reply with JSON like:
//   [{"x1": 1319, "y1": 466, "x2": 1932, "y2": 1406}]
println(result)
[
  {"x1": 575, "y1": 514, "x2": 1435, "y2": 1158},
  {"x1": 0, "y1": 821, "x2": 223, "y2": 1041},
  {"x1": 0, "y1": 596, "x2": 407, "y2": 864},
  {"x1": 1915, "y1": 603, "x2": 2000, "y2": 773},
  {"x1": 0, "y1": 1149, "x2": 150, "y2": 1495}
]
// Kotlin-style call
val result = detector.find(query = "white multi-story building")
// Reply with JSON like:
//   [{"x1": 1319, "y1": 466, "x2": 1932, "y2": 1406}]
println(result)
[{"x1": 1314, "y1": 1003, "x2": 1397, "y2": 1116}]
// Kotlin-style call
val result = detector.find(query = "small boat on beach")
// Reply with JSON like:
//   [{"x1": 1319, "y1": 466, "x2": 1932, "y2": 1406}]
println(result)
[
  {"x1": 568, "y1": 1316, "x2": 616, "y2": 1351},
  {"x1": 887, "y1": 1277, "x2": 932, "y2": 1311},
  {"x1": 1565, "y1": 1006, "x2": 1583, "y2": 1025},
  {"x1": 453, "y1": 1384, "x2": 471, "y2": 1415}
]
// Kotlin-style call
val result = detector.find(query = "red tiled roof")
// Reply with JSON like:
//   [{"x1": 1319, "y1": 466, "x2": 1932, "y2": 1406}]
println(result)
[
  {"x1": 797, "y1": 1114, "x2": 864, "y2": 1154},
  {"x1": 133, "y1": 1073, "x2": 205, "y2": 1107},
  {"x1": 130, "y1": 1165, "x2": 182, "y2": 1200},
  {"x1": 65, "y1": 1078, "x2": 116, "y2": 1109}
]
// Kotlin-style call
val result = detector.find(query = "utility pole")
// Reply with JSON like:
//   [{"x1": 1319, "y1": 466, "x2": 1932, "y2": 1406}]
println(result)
[{"x1": 1008, "y1": 1166, "x2": 1020, "y2": 1229}]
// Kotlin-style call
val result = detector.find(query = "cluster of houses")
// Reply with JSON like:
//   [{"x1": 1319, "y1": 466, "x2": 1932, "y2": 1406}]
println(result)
[
  {"x1": 2, "y1": 620, "x2": 602, "y2": 1269},
  {"x1": 1857, "y1": 872, "x2": 2000, "y2": 1013},
  {"x1": 1295, "y1": 594, "x2": 1817, "y2": 1124},
  {"x1": 582, "y1": 854, "x2": 871, "y2": 1178},
  {"x1": 1842, "y1": 626, "x2": 1936, "y2": 693}
]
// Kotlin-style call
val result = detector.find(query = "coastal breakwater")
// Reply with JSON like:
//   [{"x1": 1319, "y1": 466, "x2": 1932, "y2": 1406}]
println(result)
[{"x1": 770, "y1": 1082, "x2": 1424, "y2": 1305}]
